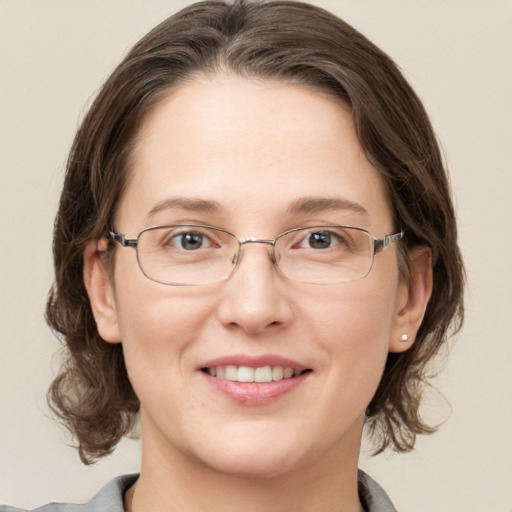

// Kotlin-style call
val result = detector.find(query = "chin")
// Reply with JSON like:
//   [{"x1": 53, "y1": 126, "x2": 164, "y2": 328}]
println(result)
[
  {"x1": 186, "y1": 426, "x2": 311, "y2": 479},
  {"x1": 201, "y1": 448, "x2": 307, "y2": 480}
]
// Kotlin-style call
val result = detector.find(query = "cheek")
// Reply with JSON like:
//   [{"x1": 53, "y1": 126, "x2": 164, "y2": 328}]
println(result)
[
  {"x1": 112, "y1": 266, "x2": 216, "y2": 379},
  {"x1": 113, "y1": 285, "x2": 220, "y2": 442},
  {"x1": 305, "y1": 278, "x2": 398, "y2": 395},
  {"x1": 309, "y1": 279, "x2": 397, "y2": 349}
]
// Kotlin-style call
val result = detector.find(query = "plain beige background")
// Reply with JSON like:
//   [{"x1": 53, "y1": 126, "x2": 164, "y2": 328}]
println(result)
[{"x1": 0, "y1": 0, "x2": 511, "y2": 510}]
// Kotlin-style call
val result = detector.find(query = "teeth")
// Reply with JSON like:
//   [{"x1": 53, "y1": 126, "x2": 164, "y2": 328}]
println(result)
[
  {"x1": 225, "y1": 365, "x2": 238, "y2": 381},
  {"x1": 254, "y1": 366, "x2": 272, "y2": 383},
  {"x1": 237, "y1": 366, "x2": 254, "y2": 382},
  {"x1": 272, "y1": 366, "x2": 284, "y2": 381},
  {"x1": 205, "y1": 365, "x2": 301, "y2": 382}
]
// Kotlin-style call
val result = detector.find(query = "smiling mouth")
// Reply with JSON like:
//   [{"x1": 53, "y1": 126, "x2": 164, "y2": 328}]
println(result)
[{"x1": 201, "y1": 365, "x2": 311, "y2": 383}]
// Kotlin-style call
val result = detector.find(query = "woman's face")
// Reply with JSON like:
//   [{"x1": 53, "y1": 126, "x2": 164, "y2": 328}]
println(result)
[{"x1": 89, "y1": 75, "x2": 415, "y2": 478}]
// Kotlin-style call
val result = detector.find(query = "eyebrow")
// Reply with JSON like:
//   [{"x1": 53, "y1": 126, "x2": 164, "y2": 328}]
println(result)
[
  {"x1": 146, "y1": 195, "x2": 368, "y2": 220},
  {"x1": 148, "y1": 197, "x2": 222, "y2": 218},
  {"x1": 286, "y1": 197, "x2": 368, "y2": 216}
]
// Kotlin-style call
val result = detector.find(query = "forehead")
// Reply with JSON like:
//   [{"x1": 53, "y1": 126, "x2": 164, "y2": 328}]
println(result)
[{"x1": 118, "y1": 75, "x2": 392, "y2": 234}]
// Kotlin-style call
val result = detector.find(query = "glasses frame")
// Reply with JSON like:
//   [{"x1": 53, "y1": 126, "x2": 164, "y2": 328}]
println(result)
[{"x1": 110, "y1": 224, "x2": 404, "y2": 286}]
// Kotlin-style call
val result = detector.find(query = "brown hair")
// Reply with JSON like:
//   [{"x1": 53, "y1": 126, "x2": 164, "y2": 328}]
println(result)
[{"x1": 46, "y1": 0, "x2": 464, "y2": 464}]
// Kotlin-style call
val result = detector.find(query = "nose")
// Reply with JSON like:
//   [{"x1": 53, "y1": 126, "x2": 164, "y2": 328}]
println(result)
[{"x1": 217, "y1": 242, "x2": 294, "y2": 334}]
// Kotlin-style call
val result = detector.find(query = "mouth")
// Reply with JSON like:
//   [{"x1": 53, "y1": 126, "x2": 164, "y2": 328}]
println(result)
[
  {"x1": 201, "y1": 365, "x2": 311, "y2": 383},
  {"x1": 198, "y1": 355, "x2": 312, "y2": 404}
]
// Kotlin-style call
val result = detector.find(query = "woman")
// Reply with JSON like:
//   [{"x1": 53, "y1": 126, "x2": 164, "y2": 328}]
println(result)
[{"x1": 1, "y1": 0, "x2": 464, "y2": 511}]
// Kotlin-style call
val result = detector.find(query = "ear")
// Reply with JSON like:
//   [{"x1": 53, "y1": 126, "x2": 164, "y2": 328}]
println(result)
[
  {"x1": 83, "y1": 239, "x2": 121, "y2": 344},
  {"x1": 389, "y1": 245, "x2": 433, "y2": 353}
]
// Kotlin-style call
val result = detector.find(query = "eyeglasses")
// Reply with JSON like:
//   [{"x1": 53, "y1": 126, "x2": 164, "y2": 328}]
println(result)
[{"x1": 110, "y1": 224, "x2": 404, "y2": 286}]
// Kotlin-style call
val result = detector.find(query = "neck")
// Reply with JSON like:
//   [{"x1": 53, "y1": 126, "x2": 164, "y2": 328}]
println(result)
[{"x1": 125, "y1": 417, "x2": 365, "y2": 512}]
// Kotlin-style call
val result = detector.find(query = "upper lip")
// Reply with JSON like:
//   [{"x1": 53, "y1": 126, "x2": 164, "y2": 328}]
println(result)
[{"x1": 199, "y1": 354, "x2": 309, "y2": 371}]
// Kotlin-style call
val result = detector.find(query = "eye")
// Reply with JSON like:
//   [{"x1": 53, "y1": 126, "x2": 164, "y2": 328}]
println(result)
[
  {"x1": 298, "y1": 230, "x2": 344, "y2": 249},
  {"x1": 168, "y1": 231, "x2": 210, "y2": 251}
]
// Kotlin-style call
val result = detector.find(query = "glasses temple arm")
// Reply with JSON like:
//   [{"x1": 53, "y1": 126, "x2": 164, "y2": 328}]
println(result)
[
  {"x1": 373, "y1": 231, "x2": 404, "y2": 253},
  {"x1": 110, "y1": 231, "x2": 138, "y2": 248}
]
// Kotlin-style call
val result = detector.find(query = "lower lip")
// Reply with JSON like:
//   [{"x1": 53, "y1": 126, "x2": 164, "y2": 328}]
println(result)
[{"x1": 200, "y1": 371, "x2": 310, "y2": 405}]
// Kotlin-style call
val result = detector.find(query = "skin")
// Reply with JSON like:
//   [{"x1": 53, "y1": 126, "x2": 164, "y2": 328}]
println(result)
[{"x1": 84, "y1": 75, "x2": 432, "y2": 512}]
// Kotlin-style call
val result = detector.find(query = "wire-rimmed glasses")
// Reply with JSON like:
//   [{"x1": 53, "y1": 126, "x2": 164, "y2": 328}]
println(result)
[{"x1": 110, "y1": 224, "x2": 404, "y2": 286}]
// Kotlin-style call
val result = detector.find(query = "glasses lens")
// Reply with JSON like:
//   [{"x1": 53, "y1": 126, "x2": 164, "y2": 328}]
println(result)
[
  {"x1": 275, "y1": 226, "x2": 373, "y2": 284},
  {"x1": 136, "y1": 225, "x2": 239, "y2": 285}
]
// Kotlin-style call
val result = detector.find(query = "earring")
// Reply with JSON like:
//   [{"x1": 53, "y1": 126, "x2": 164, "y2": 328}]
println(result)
[{"x1": 399, "y1": 333, "x2": 410, "y2": 342}]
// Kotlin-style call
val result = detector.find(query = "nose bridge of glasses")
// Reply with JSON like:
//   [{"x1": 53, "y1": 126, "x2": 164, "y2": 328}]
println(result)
[
  {"x1": 234, "y1": 238, "x2": 277, "y2": 266},
  {"x1": 239, "y1": 238, "x2": 276, "y2": 247}
]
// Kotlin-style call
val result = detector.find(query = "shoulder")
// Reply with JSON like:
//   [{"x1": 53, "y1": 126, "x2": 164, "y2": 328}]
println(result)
[
  {"x1": 358, "y1": 470, "x2": 397, "y2": 512},
  {"x1": 3, "y1": 471, "x2": 395, "y2": 511},
  {"x1": 0, "y1": 474, "x2": 138, "y2": 512}
]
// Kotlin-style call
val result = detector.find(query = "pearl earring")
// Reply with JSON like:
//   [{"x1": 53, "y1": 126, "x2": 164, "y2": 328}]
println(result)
[{"x1": 399, "y1": 333, "x2": 410, "y2": 342}]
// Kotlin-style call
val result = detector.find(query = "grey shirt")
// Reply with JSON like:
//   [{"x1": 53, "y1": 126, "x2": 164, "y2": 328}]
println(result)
[{"x1": 1, "y1": 471, "x2": 397, "y2": 512}]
